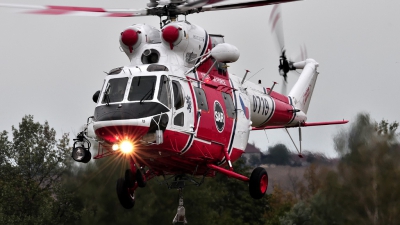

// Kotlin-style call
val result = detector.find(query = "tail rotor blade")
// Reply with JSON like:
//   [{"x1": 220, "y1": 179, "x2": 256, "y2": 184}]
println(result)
[
  {"x1": 269, "y1": 4, "x2": 285, "y2": 53},
  {"x1": 303, "y1": 43, "x2": 308, "y2": 60},
  {"x1": 281, "y1": 76, "x2": 287, "y2": 95}
]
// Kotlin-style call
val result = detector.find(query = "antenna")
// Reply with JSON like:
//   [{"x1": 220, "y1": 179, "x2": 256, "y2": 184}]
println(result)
[
  {"x1": 241, "y1": 70, "x2": 250, "y2": 84},
  {"x1": 243, "y1": 68, "x2": 264, "y2": 84}
]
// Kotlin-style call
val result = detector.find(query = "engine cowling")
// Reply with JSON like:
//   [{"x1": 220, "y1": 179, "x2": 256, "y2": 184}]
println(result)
[
  {"x1": 119, "y1": 24, "x2": 161, "y2": 58},
  {"x1": 161, "y1": 24, "x2": 184, "y2": 50}
]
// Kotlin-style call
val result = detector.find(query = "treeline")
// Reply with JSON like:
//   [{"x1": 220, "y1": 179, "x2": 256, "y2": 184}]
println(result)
[
  {"x1": 279, "y1": 114, "x2": 400, "y2": 225},
  {"x1": 247, "y1": 144, "x2": 332, "y2": 167},
  {"x1": 1, "y1": 113, "x2": 400, "y2": 224}
]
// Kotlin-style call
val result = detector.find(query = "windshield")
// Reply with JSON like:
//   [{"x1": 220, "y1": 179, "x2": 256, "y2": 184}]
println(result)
[
  {"x1": 101, "y1": 77, "x2": 128, "y2": 104},
  {"x1": 128, "y1": 76, "x2": 157, "y2": 101}
]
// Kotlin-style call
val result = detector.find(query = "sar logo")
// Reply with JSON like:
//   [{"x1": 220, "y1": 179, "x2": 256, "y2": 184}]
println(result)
[{"x1": 214, "y1": 101, "x2": 225, "y2": 132}]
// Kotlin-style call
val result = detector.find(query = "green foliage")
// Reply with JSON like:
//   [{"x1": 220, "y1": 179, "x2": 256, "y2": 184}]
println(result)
[
  {"x1": 281, "y1": 113, "x2": 400, "y2": 225},
  {"x1": 63, "y1": 158, "x2": 271, "y2": 225},
  {"x1": 265, "y1": 144, "x2": 291, "y2": 165},
  {"x1": 279, "y1": 201, "x2": 312, "y2": 225},
  {"x1": 248, "y1": 154, "x2": 261, "y2": 167},
  {"x1": 0, "y1": 115, "x2": 82, "y2": 224}
]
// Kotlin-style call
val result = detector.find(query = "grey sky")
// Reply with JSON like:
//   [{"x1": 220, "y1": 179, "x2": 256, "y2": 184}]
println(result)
[{"x1": 0, "y1": 0, "x2": 399, "y2": 157}]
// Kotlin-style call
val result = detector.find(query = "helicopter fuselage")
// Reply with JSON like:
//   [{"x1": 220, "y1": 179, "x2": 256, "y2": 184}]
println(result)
[{"x1": 88, "y1": 21, "x2": 313, "y2": 176}]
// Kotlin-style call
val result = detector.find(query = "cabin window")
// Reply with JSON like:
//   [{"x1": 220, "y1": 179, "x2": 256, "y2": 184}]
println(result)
[
  {"x1": 101, "y1": 77, "x2": 128, "y2": 104},
  {"x1": 174, "y1": 112, "x2": 184, "y2": 126},
  {"x1": 172, "y1": 81, "x2": 184, "y2": 109},
  {"x1": 222, "y1": 92, "x2": 235, "y2": 118},
  {"x1": 128, "y1": 76, "x2": 157, "y2": 101},
  {"x1": 157, "y1": 75, "x2": 171, "y2": 108},
  {"x1": 194, "y1": 87, "x2": 208, "y2": 111}
]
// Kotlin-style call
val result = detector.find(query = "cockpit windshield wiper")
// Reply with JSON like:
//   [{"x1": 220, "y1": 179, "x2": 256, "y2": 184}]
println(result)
[{"x1": 140, "y1": 82, "x2": 154, "y2": 104}]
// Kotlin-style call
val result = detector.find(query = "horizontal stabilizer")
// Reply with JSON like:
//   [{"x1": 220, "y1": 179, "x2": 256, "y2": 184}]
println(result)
[{"x1": 252, "y1": 120, "x2": 348, "y2": 130}]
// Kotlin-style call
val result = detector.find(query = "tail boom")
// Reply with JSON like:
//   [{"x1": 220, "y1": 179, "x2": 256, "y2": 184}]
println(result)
[{"x1": 288, "y1": 58, "x2": 319, "y2": 114}]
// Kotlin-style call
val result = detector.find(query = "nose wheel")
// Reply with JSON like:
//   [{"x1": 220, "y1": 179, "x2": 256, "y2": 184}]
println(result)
[
  {"x1": 125, "y1": 168, "x2": 147, "y2": 188},
  {"x1": 116, "y1": 178, "x2": 135, "y2": 209},
  {"x1": 117, "y1": 168, "x2": 148, "y2": 209}
]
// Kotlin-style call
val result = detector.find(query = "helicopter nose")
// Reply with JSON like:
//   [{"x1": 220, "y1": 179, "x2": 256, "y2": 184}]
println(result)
[
  {"x1": 95, "y1": 124, "x2": 150, "y2": 143},
  {"x1": 93, "y1": 114, "x2": 169, "y2": 144}
]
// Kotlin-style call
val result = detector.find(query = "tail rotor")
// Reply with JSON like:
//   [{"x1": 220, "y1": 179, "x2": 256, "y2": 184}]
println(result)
[{"x1": 269, "y1": 4, "x2": 304, "y2": 95}]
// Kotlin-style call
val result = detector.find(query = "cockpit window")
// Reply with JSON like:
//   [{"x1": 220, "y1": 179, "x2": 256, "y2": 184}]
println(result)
[
  {"x1": 157, "y1": 75, "x2": 171, "y2": 108},
  {"x1": 128, "y1": 76, "x2": 157, "y2": 101},
  {"x1": 101, "y1": 77, "x2": 128, "y2": 104}
]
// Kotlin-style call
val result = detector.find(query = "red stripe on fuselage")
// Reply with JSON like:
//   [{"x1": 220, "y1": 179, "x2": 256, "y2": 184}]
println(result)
[{"x1": 262, "y1": 99, "x2": 294, "y2": 126}]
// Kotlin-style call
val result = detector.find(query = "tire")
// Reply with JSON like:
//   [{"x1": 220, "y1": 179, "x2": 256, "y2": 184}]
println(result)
[
  {"x1": 116, "y1": 178, "x2": 135, "y2": 209},
  {"x1": 249, "y1": 167, "x2": 268, "y2": 199},
  {"x1": 125, "y1": 169, "x2": 136, "y2": 188},
  {"x1": 136, "y1": 169, "x2": 147, "y2": 188}
]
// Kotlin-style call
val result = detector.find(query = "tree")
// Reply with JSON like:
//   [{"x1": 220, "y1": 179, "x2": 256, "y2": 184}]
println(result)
[
  {"x1": 248, "y1": 154, "x2": 261, "y2": 167},
  {"x1": 328, "y1": 114, "x2": 400, "y2": 224},
  {"x1": 63, "y1": 157, "x2": 271, "y2": 225},
  {"x1": 0, "y1": 115, "x2": 82, "y2": 224},
  {"x1": 266, "y1": 144, "x2": 291, "y2": 165},
  {"x1": 281, "y1": 113, "x2": 400, "y2": 225}
]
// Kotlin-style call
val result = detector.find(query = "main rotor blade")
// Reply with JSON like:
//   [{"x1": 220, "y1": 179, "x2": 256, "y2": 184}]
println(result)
[
  {"x1": 201, "y1": 0, "x2": 299, "y2": 12},
  {"x1": 0, "y1": 3, "x2": 148, "y2": 17},
  {"x1": 179, "y1": 0, "x2": 228, "y2": 11}
]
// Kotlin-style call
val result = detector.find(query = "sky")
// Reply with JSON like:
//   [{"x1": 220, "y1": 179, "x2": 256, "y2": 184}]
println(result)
[{"x1": 0, "y1": 0, "x2": 399, "y2": 157}]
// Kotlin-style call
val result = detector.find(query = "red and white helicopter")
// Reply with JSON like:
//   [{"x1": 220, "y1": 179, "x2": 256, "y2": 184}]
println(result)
[{"x1": 1, "y1": 0, "x2": 347, "y2": 223}]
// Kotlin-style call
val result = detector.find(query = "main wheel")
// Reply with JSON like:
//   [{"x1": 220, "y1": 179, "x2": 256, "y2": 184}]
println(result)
[
  {"x1": 116, "y1": 178, "x2": 135, "y2": 209},
  {"x1": 249, "y1": 167, "x2": 268, "y2": 199},
  {"x1": 136, "y1": 169, "x2": 147, "y2": 188}
]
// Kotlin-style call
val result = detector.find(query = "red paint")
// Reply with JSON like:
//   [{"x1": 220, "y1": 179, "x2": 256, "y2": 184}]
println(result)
[
  {"x1": 48, "y1": 5, "x2": 106, "y2": 12},
  {"x1": 207, "y1": 164, "x2": 249, "y2": 182},
  {"x1": 303, "y1": 86, "x2": 310, "y2": 105},
  {"x1": 107, "y1": 13, "x2": 134, "y2": 17},
  {"x1": 271, "y1": 12, "x2": 281, "y2": 33},
  {"x1": 260, "y1": 174, "x2": 268, "y2": 193},
  {"x1": 252, "y1": 120, "x2": 349, "y2": 130},
  {"x1": 264, "y1": 99, "x2": 293, "y2": 126},
  {"x1": 29, "y1": 9, "x2": 69, "y2": 15},
  {"x1": 267, "y1": 89, "x2": 289, "y2": 104},
  {"x1": 162, "y1": 26, "x2": 180, "y2": 50},
  {"x1": 121, "y1": 29, "x2": 139, "y2": 53}
]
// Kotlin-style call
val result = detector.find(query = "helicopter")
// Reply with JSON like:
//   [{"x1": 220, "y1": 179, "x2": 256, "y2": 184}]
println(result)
[{"x1": 0, "y1": 0, "x2": 348, "y2": 223}]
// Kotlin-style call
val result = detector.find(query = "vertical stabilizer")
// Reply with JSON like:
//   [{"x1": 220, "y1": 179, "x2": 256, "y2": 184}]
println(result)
[{"x1": 288, "y1": 59, "x2": 319, "y2": 114}]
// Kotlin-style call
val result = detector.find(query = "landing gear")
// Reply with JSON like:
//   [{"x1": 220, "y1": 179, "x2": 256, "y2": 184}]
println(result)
[
  {"x1": 249, "y1": 167, "x2": 268, "y2": 199},
  {"x1": 136, "y1": 169, "x2": 147, "y2": 188},
  {"x1": 117, "y1": 168, "x2": 148, "y2": 209},
  {"x1": 125, "y1": 169, "x2": 136, "y2": 188},
  {"x1": 116, "y1": 178, "x2": 135, "y2": 209}
]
